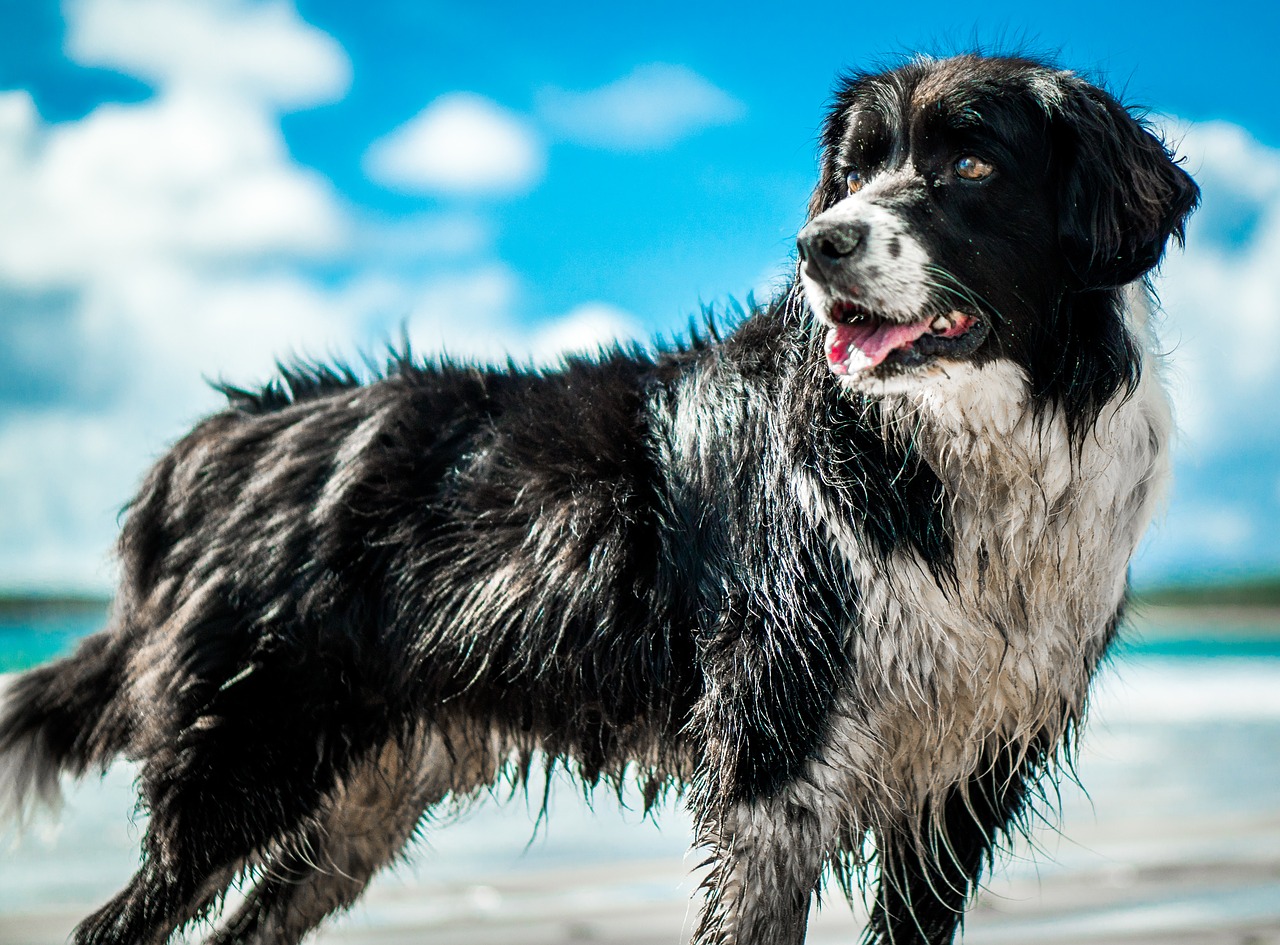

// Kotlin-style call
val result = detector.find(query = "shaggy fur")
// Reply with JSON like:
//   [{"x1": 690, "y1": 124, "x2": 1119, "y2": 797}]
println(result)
[{"x1": 0, "y1": 53, "x2": 1196, "y2": 945}]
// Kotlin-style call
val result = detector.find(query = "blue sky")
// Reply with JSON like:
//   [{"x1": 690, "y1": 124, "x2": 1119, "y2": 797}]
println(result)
[{"x1": 0, "y1": 0, "x2": 1277, "y2": 592}]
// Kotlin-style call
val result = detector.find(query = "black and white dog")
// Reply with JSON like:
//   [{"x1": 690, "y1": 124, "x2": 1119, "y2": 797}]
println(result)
[{"x1": 0, "y1": 54, "x2": 1196, "y2": 945}]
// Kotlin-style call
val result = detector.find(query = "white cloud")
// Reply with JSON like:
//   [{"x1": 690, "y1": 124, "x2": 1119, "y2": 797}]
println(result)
[
  {"x1": 399, "y1": 272, "x2": 642, "y2": 367},
  {"x1": 0, "y1": 411, "x2": 150, "y2": 592},
  {"x1": 364, "y1": 93, "x2": 545, "y2": 197},
  {"x1": 400, "y1": 264, "x2": 522, "y2": 360},
  {"x1": 1128, "y1": 118, "x2": 1280, "y2": 578},
  {"x1": 0, "y1": 1, "x2": 360, "y2": 477},
  {"x1": 537, "y1": 63, "x2": 745, "y2": 151},
  {"x1": 103, "y1": 271, "x2": 384, "y2": 396},
  {"x1": 1181, "y1": 502, "x2": 1255, "y2": 552},
  {"x1": 1135, "y1": 489, "x2": 1270, "y2": 583},
  {"x1": 354, "y1": 212, "x2": 492, "y2": 262},
  {"x1": 65, "y1": 0, "x2": 351, "y2": 108},
  {"x1": 528, "y1": 302, "x2": 642, "y2": 363},
  {"x1": 9, "y1": 2, "x2": 1276, "y2": 591},
  {"x1": 0, "y1": 89, "x2": 345, "y2": 290},
  {"x1": 0, "y1": 2, "x2": 501, "y2": 590},
  {"x1": 1155, "y1": 118, "x2": 1280, "y2": 451},
  {"x1": 0, "y1": 262, "x2": 640, "y2": 595}
]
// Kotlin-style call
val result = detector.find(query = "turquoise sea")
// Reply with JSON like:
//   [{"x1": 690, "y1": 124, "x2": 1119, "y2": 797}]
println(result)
[
  {"x1": 3, "y1": 610, "x2": 1279, "y2": 944},
  {"x1": 7, "y1": 605, "x2": 1280, "y2": 671},
  {"x1": 0, "y1": 609, "x2": 108, "y2": 674}
]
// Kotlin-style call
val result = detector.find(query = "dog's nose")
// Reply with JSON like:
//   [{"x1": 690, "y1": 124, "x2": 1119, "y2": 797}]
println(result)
[{"x1": 797, "y1": 220, "x2": 869, "y2": 267}]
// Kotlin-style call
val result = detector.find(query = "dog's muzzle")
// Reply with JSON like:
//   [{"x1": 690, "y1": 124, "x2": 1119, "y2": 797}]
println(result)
[
  {"x1": 796, "y1": 215, "x2": 987, "y2": 377},
  {"x1": 796, "y1": 219, "x2": 870, "y2": 287}
]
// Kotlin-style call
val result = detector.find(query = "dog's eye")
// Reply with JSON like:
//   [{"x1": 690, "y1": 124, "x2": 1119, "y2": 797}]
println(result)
[
  {"x1": 845, "y1": 170, "x2": 863, "y2": 195},
  {"x1": 955, "y1": 155, "x2": 994, "y2": 181}
]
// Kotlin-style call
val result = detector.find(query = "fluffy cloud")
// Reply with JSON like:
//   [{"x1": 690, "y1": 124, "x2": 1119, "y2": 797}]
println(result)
[
  {"x1": 399, "y1": 270, "x2": 642, "y2": 367},
  {"x1": 0, "y1": 411, "x2": 149, "y2": 591},
  {"x1": 362, "y1": 63, "x2": 744, "y2": 197},
  {"x1": 1132, "y1": 119, "x2": 1280, "y2": 580},
  {"x1": 2, "y1": 3, "x2": 1275, "y2": 591},
  {"x1": 65, "y1": 0, "x2": 351, "y2": 108},
  {"x1": 0, "y1": 3, "x2": 491, "y2": 589},
  {"x1": 537, "y1": 63, "x2": 745, "y2": 150},
  {"x1": 0, "y1": 89, "x2": 345, "y2": 290},
  {"x1": 364, "y1": 93, "x2": 545, "y2": 197},
  {"x1": 0, "y1": 0, "x2": 357, "y2": 431},
  {"x1": 1157, "y1": 119, "x2": 1280, "y2": 451},
  {"x1": 0, "y1": 1, "x2": 651, "y2": 590},
  {"x1": 527, "y1": 302, "x2": 643, "y2": 363}
]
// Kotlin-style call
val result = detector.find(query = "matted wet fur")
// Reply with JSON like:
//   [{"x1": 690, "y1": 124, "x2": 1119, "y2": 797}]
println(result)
[{"x1": 0, "y1": 53, "x2": 1196, "y2": 945}]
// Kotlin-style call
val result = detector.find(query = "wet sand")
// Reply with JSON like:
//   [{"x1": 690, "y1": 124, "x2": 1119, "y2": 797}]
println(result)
[{"x1": 3, "y1": 656, "x2": 1279, "y2": 945}]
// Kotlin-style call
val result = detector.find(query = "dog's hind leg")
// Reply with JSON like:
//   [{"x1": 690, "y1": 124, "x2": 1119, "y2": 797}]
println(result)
[
  {"x1": 71, "y1": 853, "x2": 243, "y2": 945},
  {"x1": 72, "y1": 759, "x2": 327, "y2": 945},
  {"x1": 208, "y1": 723, "x2": 509, "y2": 945},
  {"x1": 74, "y1": 728, "x2": 442, "y2": 945},
  {"x1": 71, "y1": 638, "x2": 396, "y2": 945}
]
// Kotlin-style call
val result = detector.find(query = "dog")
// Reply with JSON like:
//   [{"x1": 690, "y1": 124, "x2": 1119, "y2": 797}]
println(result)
[{"x1": 0, "y1": 53, "x2": 1197, "y2": 945}]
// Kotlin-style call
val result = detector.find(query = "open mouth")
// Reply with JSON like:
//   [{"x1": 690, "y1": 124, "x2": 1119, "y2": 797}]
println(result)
[{"x1": 823, "y1": 301, "x2": 987, "y2": 377}]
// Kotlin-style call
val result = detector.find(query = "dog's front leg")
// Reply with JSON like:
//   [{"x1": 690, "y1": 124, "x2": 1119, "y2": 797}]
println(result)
[
  {"x1": 864, "y1": 743, "x2": 1038, "y2": 944},
  {"x1": 679, "y1": 546, "x2": 848, "y2": 944},
  {"x1": 689, "y1": 797, "x2": 832, "y2": 945}
]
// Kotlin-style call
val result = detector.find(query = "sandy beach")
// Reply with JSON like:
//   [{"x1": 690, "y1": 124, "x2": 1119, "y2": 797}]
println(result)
[{"x1": 3, "y1": 653, "x2": 1279, "y2": 945}]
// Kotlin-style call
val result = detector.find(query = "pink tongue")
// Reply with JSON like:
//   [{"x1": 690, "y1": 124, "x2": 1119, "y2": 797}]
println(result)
[{"x1": 826, "y1": 318, "x2": 932, "y2": 374}]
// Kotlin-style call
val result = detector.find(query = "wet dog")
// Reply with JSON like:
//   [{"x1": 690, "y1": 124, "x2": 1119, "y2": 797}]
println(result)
[{"x1": 0, "y1": 54, "x2": 1196, "y2": 945}]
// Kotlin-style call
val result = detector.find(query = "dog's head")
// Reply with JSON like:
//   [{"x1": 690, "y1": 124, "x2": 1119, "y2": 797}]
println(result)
[{"x1": 797, "y1": 54, "x2": 1198, "y2": 411}]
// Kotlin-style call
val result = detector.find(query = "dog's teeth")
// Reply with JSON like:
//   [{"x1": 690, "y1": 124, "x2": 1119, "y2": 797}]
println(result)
[{"x1": 931, "y1": 315, "x2": 952, "y2": 333}]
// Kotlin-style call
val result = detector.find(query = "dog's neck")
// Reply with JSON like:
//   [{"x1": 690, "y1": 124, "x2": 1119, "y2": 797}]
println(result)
[
  {"x1": 783, "y1": 300, "x2": 1173, "y2": 824},
  {"x1": 883, "y1": 284, "x2": 1171, "y2": 555}
]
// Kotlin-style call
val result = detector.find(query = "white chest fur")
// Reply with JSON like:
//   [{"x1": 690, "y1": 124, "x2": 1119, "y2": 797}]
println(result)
[{"x1": 792, "y1": 324, "x2": 1173, "y2": 834}]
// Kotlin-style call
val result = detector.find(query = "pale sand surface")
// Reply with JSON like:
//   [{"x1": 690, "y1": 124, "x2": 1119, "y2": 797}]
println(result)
[{"x1": 3, "y1": 657, "x2": 1279, "y2": 945}]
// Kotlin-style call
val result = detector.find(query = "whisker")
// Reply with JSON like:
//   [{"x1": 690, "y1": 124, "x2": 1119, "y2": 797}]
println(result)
[{"x1": 923, "y1": 265, "x2": 1010, "y2": 328}]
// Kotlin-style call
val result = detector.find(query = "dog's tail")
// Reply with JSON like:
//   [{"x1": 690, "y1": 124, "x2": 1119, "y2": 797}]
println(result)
[{"x1": 0, "y1": 623, "x2": 134, "y2": 830}]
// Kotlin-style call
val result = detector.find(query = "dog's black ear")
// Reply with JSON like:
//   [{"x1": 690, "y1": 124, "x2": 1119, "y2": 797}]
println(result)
[
  {"x1": 806, "y1": 80, "x2": 860, "y2": 222},
  {"x1": 806, "y1": 159, "x2": 843, "y2": 222},
  {"x1": 1053, "y1": 79, "x2": 1199, "y2": 288}
]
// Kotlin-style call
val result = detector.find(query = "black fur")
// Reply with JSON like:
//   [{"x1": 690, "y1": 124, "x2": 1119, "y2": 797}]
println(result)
[{"x1": 0, "y1": 53, "x2": 1197, "y2": 945}]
